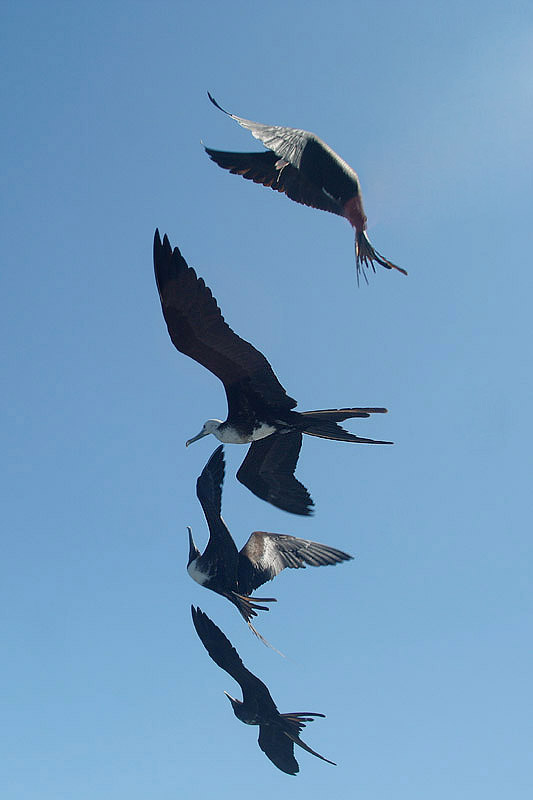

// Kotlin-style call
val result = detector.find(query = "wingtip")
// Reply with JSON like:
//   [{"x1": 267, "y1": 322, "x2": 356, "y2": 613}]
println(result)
[
  {"x1": 153, "y1": 228, "x2": 171, "y2": 251},
  {"x1": 207, "y1": 91, "x2": 231, "y2": 116},
  {"x1": 191, "y1": 605, "x2": 207, "y2": 628}
]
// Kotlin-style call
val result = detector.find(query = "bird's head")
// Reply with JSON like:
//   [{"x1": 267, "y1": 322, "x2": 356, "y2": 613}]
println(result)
[
  {"x1": 186, "y1": 419, "x2": 223, "y2": 447},
  {"x1": 187, "y1": 527, "x2": 200, "y2": 566}
]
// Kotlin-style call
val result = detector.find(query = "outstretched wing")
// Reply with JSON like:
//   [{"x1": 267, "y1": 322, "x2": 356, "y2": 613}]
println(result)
[
  {"x1": 207, "y1": 93, "x2": 361, "y2": 205},
  {"x1": 204, "y1": 147, "x2": 343, "y2": 216},
  {"x1": 236, "y1": 432, "x2": 313, "y2": 516},
  {"x1": 208, "y1": 92, "x2": 312, "y2": 169},
  {"x1": 258, "y1": 725, "x2": 299, "y2": 775},
  {"x1": 195, "y1": 446, "x2": 239, "y2": 582},
  {"x1": 238, "y1": 533, "x2": 352, "y2": 593},
  {"x1": 154, "y1": 230, "x2": 296, "y2": 413},
  {"x1": 258, "y1": 715, "x2": 336, "y2": 774},
  {"x1": 191, "y1": 606, "x2": 277, "y2": 710}
]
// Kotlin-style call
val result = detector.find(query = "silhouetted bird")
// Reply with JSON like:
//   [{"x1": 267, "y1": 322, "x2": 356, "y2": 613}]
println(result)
[
  {"x1": 205, "y1": 92, "x2": 407, "y2": 284},
  {"x1": 188, "y1": 445, "x2": 352, "y2": 639},
  {"x1": 154, "y1": 230, "x2": 391, "y2": 515},
  {"x1": 191, "y1": 606, "x2": 336, "y2": 775}
]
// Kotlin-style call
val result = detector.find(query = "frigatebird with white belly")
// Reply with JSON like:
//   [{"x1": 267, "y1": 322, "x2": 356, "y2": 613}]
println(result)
[
  {"x1": 188, "y1": 445, "x2": 352, "y2": 635},
  {"x1": 205, "y1": 92, "x2": 407, "y2": 284},
  {"x1": 154, "y1": 229, "x2": 391, "y2": 515},
  {"x1": 191, "y1": 606, "x2": 336, "y2": 775}
]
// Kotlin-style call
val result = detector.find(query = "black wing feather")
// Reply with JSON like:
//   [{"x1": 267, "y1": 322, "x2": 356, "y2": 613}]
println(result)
[
  {"x1": 258, "y1": 725, "x2": 299, "y2": 775},
  {"x1": 205, "y1": 147, "x2": 343, "y2": 216},
  {"x1": 236, "y1": 432, "x2": 313, "y2": 516},
  {"x1": 191, "y1": 606, "x2": 277, "y2": 711},
  {"x1": 195, "y1": 446, "x2": 239, "y2": 582},
  {"x1": 153, "y1": 230, "x2": 296, "y2": 413}
]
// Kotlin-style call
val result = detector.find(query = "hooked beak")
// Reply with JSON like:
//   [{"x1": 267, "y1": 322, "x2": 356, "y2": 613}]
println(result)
[
  {"x1": 187, "y1": 526, "x2": 199, "y2": 563},
  {"x1": 223, "y1": 691, "x2": 237, "y2": 703},
  {"x1": 186, "y1": 429, "x2": 208, "y2": 447}
]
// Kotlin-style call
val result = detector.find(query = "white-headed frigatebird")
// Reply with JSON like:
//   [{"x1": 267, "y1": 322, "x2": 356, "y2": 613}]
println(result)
[
  {"x1": 191, "y1": 606, "x2": 336, "y2": 775},
  {"x1": 188, "y1": 445, "x2": 352, "y2": 641},
  {"x1": 154, "y1": 230, "x2": 392, "y2": 516},
  {"x1": 205, "y1": 92, "x2": 407, "y2": 284}
]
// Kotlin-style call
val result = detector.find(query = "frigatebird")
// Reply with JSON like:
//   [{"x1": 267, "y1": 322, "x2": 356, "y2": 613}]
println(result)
[
  {"x1": 154, "y1": 229, "x2": 391, "y2": 515},
  {"x1": 205, "y1": 92, "x2": 407, "y2": 284},
  {"x1": 188, "y1": 445, "x2": 352, "y2": 635},
  {"x1": 191, "y1": 606, "x2": 336, "y2": 775}
]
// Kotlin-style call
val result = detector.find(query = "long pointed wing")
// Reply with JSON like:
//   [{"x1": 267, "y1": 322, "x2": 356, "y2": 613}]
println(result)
[
  {"x1": 207, "y1": 94, "x2": 361, "y2": 203},
  {"x1": 258, "y1": 725, "x2": 299, "y2": 775},
  {"x1": 191, "y1": 606, "x2": 278, "y2": 711},
  {"x1": 204, "y1": 147, "x2": 344, "y2": 216},
  {"x1": 236, "y1": 433, "x2": 313, "y2": 516},
  {"x1": 153, "y1": 231, "x2": 296, "y2": 412},
  {"x1": 195, "y1": 446, "x2": 239, "y2": 581},
  {"x1": 208, "y1": 92, "x2": 311, "y2": 169},
  {"x1": 238, "y1": 533, "x2": 352, "y2": 593}
]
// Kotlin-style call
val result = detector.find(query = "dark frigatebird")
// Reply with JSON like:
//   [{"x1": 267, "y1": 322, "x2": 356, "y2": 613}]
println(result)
[
  {"x1": 188, "y1": 445, "x2": 352, "y2": 636},
  {"x1": 191, "y1": 606, "x2": 336, "y2": 775},
  {"x1": 154, "y1": 230, "x2": 391, "y2": 515},
  {"x1": 205, "y1": 92, "x2": 407, "y2": 284}
]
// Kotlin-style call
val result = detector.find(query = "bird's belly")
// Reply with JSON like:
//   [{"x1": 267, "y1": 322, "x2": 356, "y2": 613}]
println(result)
[
  {"x1": 187, "y1": 559, "x2": 210, "y2": 585},
  {"x1": 251, "y1": 422, "x2": 277, "y2": 441},
  {"x1": 216, "y1": 423, "x2": 277, "y2": 444}
]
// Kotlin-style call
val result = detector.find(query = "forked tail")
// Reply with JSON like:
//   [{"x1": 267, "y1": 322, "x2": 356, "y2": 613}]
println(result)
[
  {"x1": 281, "y1": 713, "x2": 337, "y2": 766},
  {"x1": 229, "y1": 591, "x2": 283, "y2": 654},
  {"x1": 300, "y1": 408, "x2": 392, "y2": 444},
  {"x1": 229, "y1": 590, "x2": 277, "y2": 623},
  {"x1": 355, "y1": 230, "x2": 407, "y2": 285}
]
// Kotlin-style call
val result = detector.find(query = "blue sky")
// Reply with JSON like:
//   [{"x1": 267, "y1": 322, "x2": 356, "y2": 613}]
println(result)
[{"x1": 2, "y1": 1, "x2": 532, "y2": 797}]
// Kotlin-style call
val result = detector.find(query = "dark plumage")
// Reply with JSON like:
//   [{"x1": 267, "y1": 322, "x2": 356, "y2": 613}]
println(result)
[
  {"x1": 154, "y1": 230, "x2": 391, "y2": 515},
  {"x1": 205, "y1": 92, "x2": 407, "y2": 283},
  {"x1": 191, "y1": 606, "x2": 336, "y2": 775},
  {"x1": 188, "y1": 445, "x2": 352, "y2": 638}
]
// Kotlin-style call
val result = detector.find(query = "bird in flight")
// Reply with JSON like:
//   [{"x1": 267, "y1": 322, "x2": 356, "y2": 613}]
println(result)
[
  {"x1": 154, "y1": 230, "x2": 391, "y2": 515},
  {"x1": 205, "y1": 92, "x2": 407, "y2": 284},
  {"x1": 188, "y1": 445, "x2": 352, "y2": 639},
  {"x1": 191, "y1": 606, "x2": 337, "y2": 775}
]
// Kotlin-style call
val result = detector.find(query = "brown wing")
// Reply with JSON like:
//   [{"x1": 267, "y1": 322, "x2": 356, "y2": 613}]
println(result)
[
  {"x1": 154, "y1": 230, "x2": 296, "y2": 413},
  {"x1": 236, "y1": 432, "x2": 313, "y2": 516},
  {"x1": 238, "y1": 532, "x2": 352, "y2": 593},
  {"x1": 204, "y1": 147, "x2": 344, "y2": 216}
]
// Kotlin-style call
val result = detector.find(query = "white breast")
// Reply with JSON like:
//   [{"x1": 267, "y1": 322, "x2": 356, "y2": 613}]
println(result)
[
  {"x1": 187, "y1": 559, "x2": 210, "y2": 585},
  {"x1": 251, "y1": 422, "x2": 277, "y2": 441},
  {"x1": 214, "y1": 423, "x2": 277, "y2": 444}
]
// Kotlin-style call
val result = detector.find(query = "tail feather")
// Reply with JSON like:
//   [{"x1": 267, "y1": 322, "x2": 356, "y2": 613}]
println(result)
[
  {"x1": 281, "y1": 712, "x2": 326, "y2": 732},
  {"x1": 284, "y1": 731, "x2": 337, "y2": 766},
  {"x1": 355, "y1": 230, "x2": 407, "y2": 285},
  {"x1": 300, "y1": 409, "x2": 391, "y2": 444},
  {"x1": 229, "y1": 591, "x2": 277, "y2": 623},
  {"x1": 280, "y1": 714, "x2": 336, "y2": 766},
  {"x1": 302, "y1": 407, "x2": 387, "y2": 421},
  {"x1": 229, "y1": 592, "x2": 283, "y2": 653}
]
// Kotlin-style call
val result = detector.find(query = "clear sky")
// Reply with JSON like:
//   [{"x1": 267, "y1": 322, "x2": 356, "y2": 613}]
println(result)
[{"x1": 2, "y1": 1, "x2": 532, "y2": 797}]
